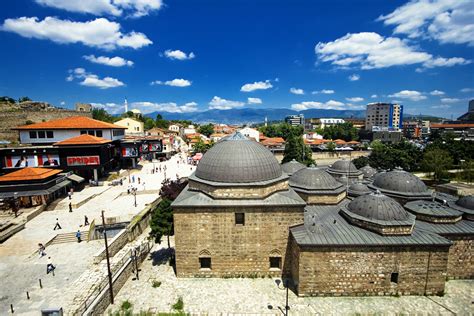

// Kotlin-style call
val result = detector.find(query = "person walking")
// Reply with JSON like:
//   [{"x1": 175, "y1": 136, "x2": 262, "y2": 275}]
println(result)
[
  {"x1": 76, "y1": 230, "x2": 82, "y2": 243},
  {"x1": 68, "y1": 191, "x2": 72, "y2": 200},
  {"x1": 46, "y1": 257, "x2": 55, "y2": 274},
  {"x1": 132, "y1": 175, "x2": 135, "y2": 183},
  {"x1": 84, "y1": 215, "x2": 89, "y2": 226},
  {"x1": 53, "y1": 218, "x2": 62, "y2": 230},
  {"x1": 38, "y1": 243, "x2": 46, "y2": 258},
  {"x1": 69, "y1": 202, "x2": 73, "y2": 213}
]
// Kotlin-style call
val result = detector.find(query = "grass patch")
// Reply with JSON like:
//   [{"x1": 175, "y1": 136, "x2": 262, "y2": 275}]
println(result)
[
  {"x1": 172, "y1": 297, "x2": 184, "y2": 311},
  {"x1": 121, "y1": 300, "x2": 133, "y2": 311},
  {"x1": 152, "y1": 280, "x2": 162, "y2": 288}
]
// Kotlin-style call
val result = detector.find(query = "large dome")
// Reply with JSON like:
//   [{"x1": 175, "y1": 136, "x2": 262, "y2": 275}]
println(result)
[
  {"x1": 329, "y1": 159, "x2": 359, "y2": 173},
  {"x1": 456, "y1": 195, "x2": 474, "y2": 210},
  {"x1": 360, "y1": 165, "x2": 377, "y2": 179},
  {"x1": 290, "y1": 166, "x2": 343, "y2": 191},
  {"x1": 369, "y1": 169, "x2": 428, "y2": 194},
  {"x1": 195, "y1": 132, "x2": 282, "y2": 183},
  {"x1": 347, "y1": 192, "x2": 411, "y2": 222},
  {"x1": 281, "y1": 159, "x2": 305, "y2": 175}
]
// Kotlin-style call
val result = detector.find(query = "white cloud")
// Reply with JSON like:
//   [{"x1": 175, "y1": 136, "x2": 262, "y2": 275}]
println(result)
[
  {"x1": 290, "y1": 87, "x2": 305, "y2": 95},
  {"x1": 348, "y1": 74, "x2": 360, "y2": 81},
  {"x1": 378, "y1": 0, "x2": 474, "y2": 46},
  {"x1": 431, "y1": 104, "x2": 451, "y2": 109},
  {"x1": 247, "y1": 97, "x2": 262, "y2": 104},
  {"x1": 291, "y1": 100, "x2": 364, "y2": 111},
  {"x1": 35, "y1": 0, "x2": 163, "y2": 18},
  {"x1": 460, "y1": 88, "x2": 474, "y2": 93},
  {"x1": 312, "y1": 89, "x2": 335, "y2": 95},
  {"x1": 164, "y1": 49, "x2": 195, "y2": 60},
  {"x1": 430, "y1": 90, "x2": 445, "y2": 96},
  {"x1": 1, "y1": 17, "x2": 152, "y2": 50},
  {"x1": 92, "y1": 100, "x2": 198, "y2": 114},
  {"x1": 345, "y1": 97, "x2": 364, "y2": 102},
  {"x1": 60, "y1": 101, "x2": 65, "y2": 106},
  {"x1": 67, "y1": 67, "x2": 124, "y2": 89},
  {"x1": 209, "y1": 96, "x2": 245, "y2": 110},
  {"x1": 440, "y1": 97, "x2": 461, "y2": 103},
  {"x1": 388, "y1": 90, "x2": 426, "y2": 101},
  {"x1": 371, "y1": 94, "x2": 378, "y2": 98},
  {"x1": 83, "y1": 55, "x2": 133, "y2": 67},
  {"x1": 150, "y1": 79, "x2": 192, "y2": 87},
  {"x1": 315, "y1": 32, "x2": 469, "y2": 70},
  {"x1": 240, "y1": 80, "x2": 273, "y2": 92}
]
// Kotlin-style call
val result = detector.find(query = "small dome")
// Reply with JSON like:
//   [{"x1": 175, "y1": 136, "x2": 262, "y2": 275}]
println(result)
[
  {"x1": 328, "y1": 159, "x2": 359, "y2": 173},
  {"x1": 195, "y1": 132, "x2": 282, "y2": 183},
  {"x1": 348, "y1": 182, "x2": 372, "y2": 197},
  {"x1": 360, "y1": 165, "x2": 377, "y2": 179},
  {"x1": 347, "y1": 192, "x2": 411, "y2": 222},
  {"x1": 290, "y1": 166, "x2": 344, "y2": 191},
  {"x1": 281, "y1": 159, "x2": 305, "y2": 175},
  {"x1": 456, "y1": 195, "x2": 474, "y2": 210},
  {"x1": 369, "y1": 169, "x2": 428, "y2": 194}
]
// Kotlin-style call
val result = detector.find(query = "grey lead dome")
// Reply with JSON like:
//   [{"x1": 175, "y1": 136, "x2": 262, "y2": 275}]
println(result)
[
  {"x1": 290, "y1": 166, "x2": 343, "y2": 190},
  {"x1": 370, "y1": 169, "x2": 428, "y2": 194},
  {"x1": 348, "y1": 192, "x2": 411, "y2": 222},
  {"x1": 194, "y1": 132, "x2": 282, "y2": 183},
  {"x1": 456, "y1": 195, "x2": 474, "y2": 210}
]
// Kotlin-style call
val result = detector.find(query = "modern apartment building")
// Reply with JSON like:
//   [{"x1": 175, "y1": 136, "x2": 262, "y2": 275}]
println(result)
[
  {"x1": 285, "y1": 114, "x2": 305, "y2": 127},
  {"x1": 365, "y1": 103, "x2": 403, "y2": 131}
]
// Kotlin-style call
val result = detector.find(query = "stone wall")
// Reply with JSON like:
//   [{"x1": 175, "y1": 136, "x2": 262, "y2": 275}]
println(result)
[
  {"x1": 291, "y1": 244, "x2": 449, "y2": 297},
  {"x1": 447, "y1": 238, "x2": 473, "y2": 279},
  {"x1": 93, "y1": 229, "x2": 129, "y2": 264},
  {"x1": 299, "y1": 191, "x2": 346, "y2": 205},
  {"x1": 174, "y1": 205, "x2": 304, "y2": 278}
]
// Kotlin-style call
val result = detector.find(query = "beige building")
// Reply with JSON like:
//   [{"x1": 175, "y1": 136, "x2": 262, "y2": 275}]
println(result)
[
  {"x1": 365, "y1": 103, "x2": 403, "y2": 131},
  {"x1": 115, "y1": 117, "x2": 144, "y2": 136}
]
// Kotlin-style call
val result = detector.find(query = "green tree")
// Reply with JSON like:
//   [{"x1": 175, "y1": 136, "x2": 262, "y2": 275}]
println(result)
[
  {"x1": 282, "y1": 134, "x2": 314, "y2": 166},
  {"x1": 353, "y1": 156, "x2": 369, "y2": 169},
  {"x1": 326, "y1": 141, "x2": 336, "y2": 152},
  {"x1": 0, "y1": 96, "x2": 16, "y2": 104},
  {"x1": 259, "y1": 123, "x2": 303, "y2": 140},
  {"x1": 192, "y1": 138, "x2": 214, "y2": 154},
  {"x1": 18, "y1": 96, "x2": 31, "y2": 103},
  {"x1": 198, "y1": 123, "x2": 214, "y2": 137},
  {"x1": 92, "y1": 108, "x2": 116, "y2": 123},
  {"x1": 368, "y1": 140, "x2": 422, "y2": 171},
  {"x1": 321, "y1": 123, "x2": 358, "y2": 141},
  {"x1": 155, "y1": 114, "x2": 170, "y2": 129},
  {"x1": 144, "y1": 118, "x2": 155, "y2": 130},
  {"x1": 421, "y1": 148, "x2": 453, "y2": 181}
]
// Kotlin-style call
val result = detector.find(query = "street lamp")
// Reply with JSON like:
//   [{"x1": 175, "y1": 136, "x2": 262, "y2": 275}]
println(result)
[
  {"x1": 275, "y1": 278, "x2": 291, "y2": 316},
  {"x1": 132, "y1": 187, "x2": 137, "y2": 207}
]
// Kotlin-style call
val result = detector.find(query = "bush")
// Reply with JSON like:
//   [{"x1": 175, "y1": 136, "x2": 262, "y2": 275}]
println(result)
[
  {"x1": 172, "y1": 297, "x2": 184, "y2": 311},
  {"x1": 121, "y1": 300, "x2": 132, "y2": 310},
  {"x1": 152, "y1": 280, "x2": 162, "y2": 288}
]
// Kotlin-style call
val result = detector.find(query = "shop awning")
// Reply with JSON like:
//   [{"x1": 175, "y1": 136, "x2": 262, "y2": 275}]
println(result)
[
  {"x1": 67, "y1": 174, "x2": 85, "y2": 183},
  {"x1": 0, "y1": 180, "x2": 71, "y2": 199}
]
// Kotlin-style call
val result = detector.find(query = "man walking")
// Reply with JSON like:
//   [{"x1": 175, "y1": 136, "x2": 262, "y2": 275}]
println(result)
[
  {"x1": 84, "y1": 215, "x2": 89, "y2": 226},
  {"x1": 69, "y1": 202, "x2": 73, "y2": 213},
  {"x1": 76, "y1": 230, "x2": 81, "y2": 243},
  {"x1": 53, "y1": 218, "x2": 62, "y2": 230},
  {"x1": 46, "y1": 257, "x2": 55, "y2": 274}
]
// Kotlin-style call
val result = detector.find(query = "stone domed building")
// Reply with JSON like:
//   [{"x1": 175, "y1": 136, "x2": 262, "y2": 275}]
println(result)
[
  {"x1": 281, "y1": 159, "x2": 305, "y2": 176},
  {"x1": 360, "y1": 165, "x2": 377, "y2": 180},
  {"x1": 327, "y1": 159, "x2": 363, "y2": 183},
  {"x1": 448, "y1": 195, "x2": 474, "y2": 221},
  {"x1": 289, "y1": 165, "x2": 345, "y2": 204},
  {"x1": 347, "y1": 182, "x2": 372, "y2": 197},
  {"x1": 368, "y1": 168, "x2": 433, "y2": 203}
]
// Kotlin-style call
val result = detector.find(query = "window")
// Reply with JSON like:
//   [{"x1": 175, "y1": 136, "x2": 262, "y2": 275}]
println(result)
[
  {"x1": 29, "y1": 131, "x2": 37, "y2": 139},
  {"x1": 269, "y1": 257, "x2": 281, "y2": 269},
  {"x1": 391, "y1": 272, "x2": 399, "y2": 284},
  {"x1": 113, "y1": 129, "x2": 125, "y2": 136},
  {"x1": 38, "y1": 131, "x2": 46, "y2": 138},
  {"x1": 235, "y1": 213, "x2": 245, "y2": 225},
  {"x1": 199, "y1": 257, "x2": 211, "y2": 269},
  {"x1": 46, "y1": 131, "x2": 54, "y2": 138},
  {"x1": 88, "y1": 130, "x2": 94, "y2": 135},
  {"x1": 80, "y1": 130, "x2": 87, "y2": 135},
  {"x1": 95, "y1": 130, "x2": 103, "y2": 137}
]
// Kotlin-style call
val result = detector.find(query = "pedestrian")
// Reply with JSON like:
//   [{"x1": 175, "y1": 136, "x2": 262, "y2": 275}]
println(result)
[
  {"x1": 142, "y1": 181, "x2": 145, "y2": 190},
  {"x1": 127, "y1": 185, "x2": 131, "y2": 194},
  {"x1": 138, "y1": 177, "x2": 141, "y2": 184},
  {"x1": 69, "y1": 202, "x2": 73, "y2": 213},
  {"x1": 38, "y1": 243, "x2": 46, "y2": 257},
  {"x1": 53, "y1": 218, "x2": 62, "y2": 230},
  {"x1": 132, "y1": 175, "x2": 135, "y2": 183},
  {"x1": 76, "y1": 230, "x2": 82, "y2": 243},
  {"x1": 68, "y1": 191, "x2": 72, "y2": 200},
  {"x1": 120, "y1": 179, "x2": 123, "y2": 186},
  {"x1": 176, "y1": 173, "x2": 179, "y2": 179},
  {"x1": 46, "y1": 257, "x2": 55, "y2": 274},
  {"x1": 84, "y1": 215, "x2": 89, "y2": 226}
]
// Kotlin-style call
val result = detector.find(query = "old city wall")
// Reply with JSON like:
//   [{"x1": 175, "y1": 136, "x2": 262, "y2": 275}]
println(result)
[
  {"x1": 294, "y1": 245, "x2": 449, "y2": 297},
  {"x1": 447, "y1": 237, "x2": 473, "y2": 279},
  {"x1": 174, "y1": 205, "x2": 304, "y2": 278}
]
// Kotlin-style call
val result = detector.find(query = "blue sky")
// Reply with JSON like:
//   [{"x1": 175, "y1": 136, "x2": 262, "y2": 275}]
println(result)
[{"x1": 0, "y1": 0, "x2": 473, "y2": 118}]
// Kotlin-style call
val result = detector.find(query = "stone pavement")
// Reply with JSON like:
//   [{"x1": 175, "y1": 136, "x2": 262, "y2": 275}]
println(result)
[
  {"x1": 107, "y1": 240, "x2": 474, "y2": 315},
  {"x1": 0, "y1": 153, "x2": 195, "y2": 315}
]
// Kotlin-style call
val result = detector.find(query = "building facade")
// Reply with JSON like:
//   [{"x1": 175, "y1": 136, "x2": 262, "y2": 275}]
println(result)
[
  {"x1": 285, "y1": 114, "x2": 305, "y2": 127},
  {"x1": 365, "y1": 103, "x2": 403, "y2": 131},
  {"x1": 115, "y1": 117, "x2": 145, "y2": 136}
]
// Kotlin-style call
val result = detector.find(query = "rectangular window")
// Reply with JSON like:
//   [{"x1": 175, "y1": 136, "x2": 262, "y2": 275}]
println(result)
[
  {"x1": 199, "y1": 257, "x2": 211, "y2": 269},
  {"x1": 235, "y1": 213, "x2": 245, "y2": 225},
  {"x1": 29, "y1": 131, "x2": 37, "y2": 139},
  {"x1": 95, "y1": 130, "x2": 103, "y2": 137},
  {"x1": 88, "y1": 130, "x2": 94, "y2": 135},
  {"x1": 38, "y1": 131, "x2": 46, "y2": 138},
  {"x1": 46, "y1": 131, "x2": 54, "y2": 138},
  {"x1": 80, "y1": 130, "x2": 87, "y2": 135},
  {"x1": 269, "y1": 257, "x2": 281, "y2": 269},
  {"x1": 391, "y1": 272, "x2": 399, "y2": 284}
]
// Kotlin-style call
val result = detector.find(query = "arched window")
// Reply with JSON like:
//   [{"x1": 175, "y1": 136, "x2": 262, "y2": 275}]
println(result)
[
  {"x1": 199, "y1": 250, "x2": 211, "y2": 269},
  {"x1": 269, "y1": 249, "x2": 282, "y2": 270}
]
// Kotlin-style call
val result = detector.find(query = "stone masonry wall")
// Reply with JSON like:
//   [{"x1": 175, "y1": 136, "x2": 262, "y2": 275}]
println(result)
[
  {"x1": 189, "y1": 179, "x2": 289, "y2": 199},
  {"x1": 174, "y1": 205, "x2": 304, "y2": 278},
  {"x1": 301, "y1": 191, "x2": 346, "y2": 205},
  {"x1": 447, "y1": 238, "x2": 473, "y2": 279},
  {"x1": 294, "y1": 245, "x2": 449, "y2": 297}
]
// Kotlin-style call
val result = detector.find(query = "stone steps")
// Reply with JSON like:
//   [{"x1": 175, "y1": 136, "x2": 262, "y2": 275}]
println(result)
[{"x1": 47, "y1": 230, "x2": 90, "y2": 245}]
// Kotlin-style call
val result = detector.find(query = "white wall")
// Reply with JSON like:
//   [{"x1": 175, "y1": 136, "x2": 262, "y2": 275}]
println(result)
[{"x1": 19, "y1": 128, "x2": 124, "y2": 144}]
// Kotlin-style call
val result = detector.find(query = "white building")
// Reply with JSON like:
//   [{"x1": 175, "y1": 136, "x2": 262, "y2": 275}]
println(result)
[
  {"x1": 239, "y1": 127, "x2": 260, "y2": 142},
  {"x1": 365, "y1": 103, "x2": 403, "y2": 131},
  {"x1": 319, "y1": 118, "x2": 345, "y2": 129},
  {"x1": 115, "y1": 117, "x2": 145, "y2": 136},
  {"x1": 184, "y1": 125, "x2": 196, "y2": 135},
  {"x1": 168, "y1": 124, "x2": 181, "y2": 134}
]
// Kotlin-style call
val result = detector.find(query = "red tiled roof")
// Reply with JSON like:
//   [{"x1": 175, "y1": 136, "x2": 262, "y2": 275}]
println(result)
[
  {"x1": 54, "y1": 134, "x2": 112, "y2": 146},
  {"x1": 14, "y1": 116, "x2": 126, "y2": 130},
  {"x1": 431, "y1": 124, "x2": 474, "y2": 128},
  {"x1": 261, "y1": 137, "x2": 285, "y2": 146},
  {"x1": 0, "y1": 167, "x2": 62, "y2": 182}
]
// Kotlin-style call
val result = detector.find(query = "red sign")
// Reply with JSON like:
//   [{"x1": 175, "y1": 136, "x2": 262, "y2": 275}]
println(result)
[{"x1": 67, "y1": 156, "x2": 100, "y2": 166}]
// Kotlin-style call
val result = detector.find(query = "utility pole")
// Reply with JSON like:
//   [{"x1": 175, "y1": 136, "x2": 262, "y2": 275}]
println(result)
[{"x1": 101, "y1": 210, "x2": 114, "y2": 305}]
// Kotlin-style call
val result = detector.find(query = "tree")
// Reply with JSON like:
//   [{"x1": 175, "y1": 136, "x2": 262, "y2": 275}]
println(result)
[
  {"x1": 155, "y1": 114, "x2": 170, "y2": 129},
  {"x1": 92, "y1": 108, "x2": 116, "y2": 123},
  {"x1": 421, "y1": 148, "x2": 453, "y2": 181},
  {"x1": 367, "y1": 140, "x2": 422, "y2": 171},
  {"x1": 259, "y1": 123, "x2": 303, "y2": 140},
  {"x1": 0, "y1": 96, "x2": 16, "y2": 104},
  {"x1": 326, "y1": 141, "x2": 336, "y2": 152},
  {"x1": 192, "y1": 138, "x2": 214, "y2": 154},
  {"x1": 282, "y1": 134, "x2": 314, "y2": 166},
  {"x1": 198, "y1": 124, "x2": 214, "y2": 137},
  {"x1": 144, "y1": 118, "x2": 155, "y2": 130},
  {"x1": 321, "y1": 123, "x2": 358, "y2": 141},
  {"x1": 18, "y1": 96, "x2": 31, "y2": 103},
  {"x1": 353, "y1": 156, "x2": 369, "y2": 169}
]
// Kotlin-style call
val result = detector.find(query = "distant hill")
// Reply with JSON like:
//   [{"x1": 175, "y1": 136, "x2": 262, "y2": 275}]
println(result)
[{"x1": 145, "y1": 108, "x2": 366, "y2": 125}]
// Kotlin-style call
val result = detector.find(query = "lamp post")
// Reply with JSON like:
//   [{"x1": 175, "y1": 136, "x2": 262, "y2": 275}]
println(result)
[
  {"x1": 132, "y1": 187, "x2": 137, "y2": 207},
  {"x1": 275, "y1": 278, "x2": 291, "y2": 316},
  {"x1": 101, "y1": 210, "x2": 114, "y2": 305}
]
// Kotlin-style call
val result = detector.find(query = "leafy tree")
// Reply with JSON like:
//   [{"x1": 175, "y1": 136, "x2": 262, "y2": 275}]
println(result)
[
  {"x1": 326, "y1": 141, "x2": 336, "y2": 152},
  {"x1": 18, "y1": 96, "x2": 31, "y2": 103},
  {"x1": 421, "y1": 148, "x2": 453, "y2": 181},
  {"x1": 155, "y1": 114, "x2": 170, "y2": 129},
  {"x1": 92, "y1": 108, "x2": 116, "y2": 123},
  {"x1": 0, "y1": 96, "x2": 16, "y2": 104},
  {"x1": 259, "y1": 123, "x2": 303, "y2": 140},
  {"x1": 144, "y1": 118, "x2": 155, "y2": 130},
  {"x1": 198, "y1": 123, "x2": 214, "y2": 137},
  {"x1": 282, "y1": 134, "x2": 314, "y2": 166},
  {"x1": 321, "y1": 123, "x2": 358, "y2": 141},
  {"x1": 192, "y1": 138, "x2": 214, "y2": 154},
  {"x1": 353, "y1": 156, "x2": 369, "y2": 169},
  {"x1": 368, "y1": 140, "x2": 422, "y2": 171}
]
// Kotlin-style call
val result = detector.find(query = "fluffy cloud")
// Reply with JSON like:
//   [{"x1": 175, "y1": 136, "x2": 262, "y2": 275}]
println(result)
[
  {"x1": 164, "y1": 49, "x2": 195, "y2": 60},
  {"x1": 83, "y1": 55, "x2": 133, "y2": 67},
  {"x1": 315, "y1": 32, "x2": 469, "y2": 70},
  {"x1": 92, "y1": 101, "x2": 198, "y2": 114},
  {"x1": 35, "y1": 0, "x2": 163, "y2": 18},
  {"x1": 291, "y1": 100, "x2": 364, "y2": 111},
  {"x1": 290, "y1": 87, "x2": 305, "y2": 95},
  {"x1": 388, "y1": 90, "x2": 426, "y2": 101},
  {"x1": 440, "y1": 97, "x2": 461, "y2": 103},
  {"x1": 67, "y1": 67, "x2": 124, "y2": 89},
  {"x1": 312, "y1": 89, "x2": 334, "y2": 95},
  {"x1": 1, "y1": 17, "x2": 152, "y2": 50},
  {"x1": 240, "y1": 80, "x2": 273, "y2": 92},
  {"x1": 460, "y1": 88, "x2": 474, "y2": 93},
  {"x1": 378, "y1": 0, "x2": 474, "y2": 46},
  {"x1": 151, "y1": 79, "x2": 192, "y2": 87},
  {"x1": 371, "y1": 94, "x2": 378, "y2": 98},
  {"x1": 430, "y1": 90, "x2": 445, "y2": 96},
  {"x1": 247, "y1": 97, "x2": 262, "y2": 104},
  {"x1": 346, "y1": 97, "x2": 364, "y2": 102},
  {"x1": 431, "y1": 104, "x2": 451, "y2": 109},
  {"x1": 209, "y1": 96, "x2": 245, "y2": 110},
  {"x1": 348, "y1": 74, "x2": 360, "y2": 81}
]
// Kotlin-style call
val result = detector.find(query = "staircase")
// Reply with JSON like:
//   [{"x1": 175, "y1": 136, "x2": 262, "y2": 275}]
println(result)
[{"x1": 47, "y1": 230, "x2": 90, "y2": 246}]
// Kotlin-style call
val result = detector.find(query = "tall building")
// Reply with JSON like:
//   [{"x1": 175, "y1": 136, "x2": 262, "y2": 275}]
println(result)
[
  {"x1": 285, "y1": 114, "x2": 304, "y2": 127},
  {"x1": 365, "y1": 103, "x2": 403, "y2": 131}
]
